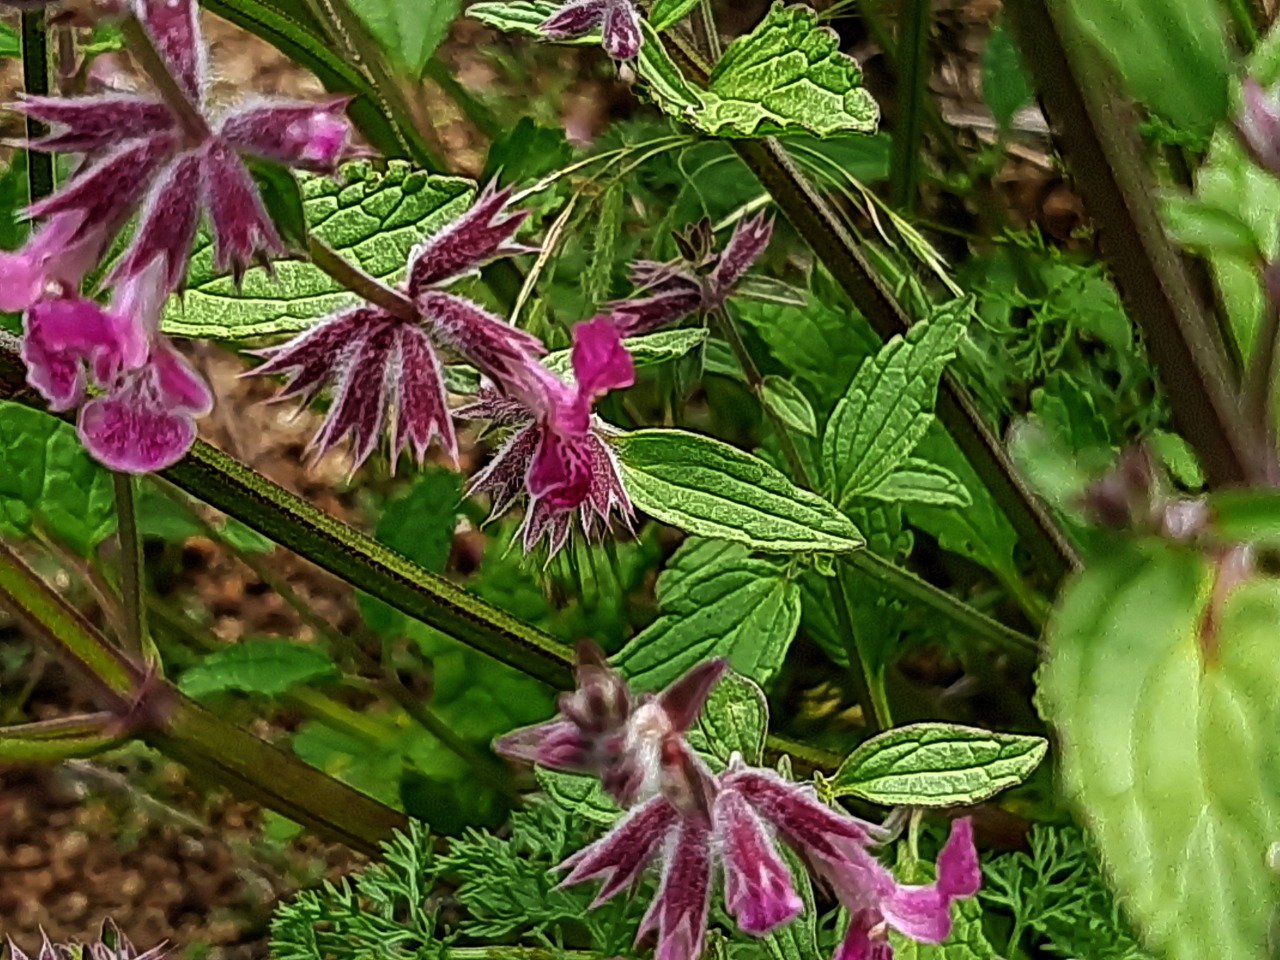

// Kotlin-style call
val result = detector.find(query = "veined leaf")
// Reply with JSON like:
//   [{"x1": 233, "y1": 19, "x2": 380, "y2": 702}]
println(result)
[
  {"x1": 866, "y1": 458, "x2": 972, "y2": 507},
  {"x1": 823, "y1": 301, "x2": 967, "y2": 508},
  {"x1": 162, "y1": 162, "x2": 473, "y2": 340},
  {"x1": 828, "y1": 722, "x2": 1047, "y2": 807},
  {"x1": 613, "y1": 428, "x2": 864, "y2": 553},
  {"x1": 468, "y1": 0, "x2": 584, "y2": 38},
  {"x1": 348, "y1": 0, "x2": 459, "y2": 76},
  {"x1": 690, "y1": 669, "x2": 769, "y2": 767},
  {"x1": 762, "y1": 374, "x2": 818, "y2": 437},
  {"x1": 179, "y1": 638, "x2": 340, "y2": 698},
  {"x1": 648, "y1": 0, "x2": 701, "y2": 31},
  {"x1": 544, "y1": 328, "x2": 709, "y2": 376},
  {"x1": 1042, "y1": 541, "x2": 1280, "y2": 960},
  {"x1": 613, "y1": 539, "x2": 801, "y2": 690},
  {"x1": 534, "y1": 768, "x2": 622, "y2": 826}
]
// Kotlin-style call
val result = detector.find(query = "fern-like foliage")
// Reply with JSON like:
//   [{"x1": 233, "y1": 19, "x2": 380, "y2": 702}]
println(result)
[{"x1": 981, "y1": 825, "x2": 1155, "y2": 960}]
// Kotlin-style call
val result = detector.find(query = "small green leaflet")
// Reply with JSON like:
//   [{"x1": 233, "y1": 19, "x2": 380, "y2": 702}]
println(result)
[
  {"x1": 613, "y1": 539, "x2": 801, "y2": 689},
  {"x1": 613, "y1": 428, "x2": 863, "y2": 553},
  {"x1": 823, "y1": 300, "x2": 967, "y2": 509},
  {"x1": 648, "y1": 0, "x2": 701, "y2": 31},
  {"x1": 179, "y1": 638, "x2": 340, "y2": 698},
  {"x1": 544, "y1": 328, "x2": 709, "y2": 377},
  {"x1": 162, "y1": 162, "x2": 473, "y2": 340},
  {"x1": 688, "y1": 668, "x2": 769, "y2": 767},
  {"x1": 866, "y1": 458, "x2": 972, "y2": 508},
  {"x1": 634, "y1": 5, "x2": 880, "y2": 139},
  {"x1": 980, "y1": 15, "x2": 1032, "y2": 133},
  {"x1": 348, "y1": 0, "x2": 460, "y2": 77},
  {"x1": 762, "y1": 374, "x2": 818, "y2": 437},
  {"x1": 534, "y1": 768, "x2": 622, "y2": 826},
  {"x1": 828, "y1": 722, "x2": 1047, "y2": 807}
]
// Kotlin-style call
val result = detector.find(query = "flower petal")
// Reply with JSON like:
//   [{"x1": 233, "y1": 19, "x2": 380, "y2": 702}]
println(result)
[
  {"x1": 250, "y1": 306, "x2": 380, "y2": 403},
  {"x1": 608, "y1": 285, "x2": 704, "y2": 338},
  {"x1": 539, "y1": 0, "x2": 609, "y2": 41},
  {"x1": 12, "y1": 94, "x2": 175, "y2": 152},
  {"x1": 726, "y1": 766, "x2": 881, "y2": 860},
  {"x1": 149, "y1": 338, "x2": 214, "y2": 417},
  {"x1": 138, "y1": 0, "x2": 206, "y2": 103},
  {"x1": 468, "y1": 422, "x2": 540, "y2": 518},
  {"x1": 717, "y1": 786, "x2": 803, "y2": 935},
  {"x1": 417, "y1": 290, "x2": 547, "y2": 400},
  {"x1": 601, "y1": 0, "x2": 642, "y2": 60},
  {"x1": 833, "y1": 910, "x2": 894, "y2": 960},
  {"x1": 528, "y1": 425, "x2": 593, "y2": 509},
  {"x1": 22, "y1": 297, "x2": 124, "y2": 410},
  {"x1": 519, "y1": 499, "x2": 574, "y2": 555},
  {"x1": 637, "y1": 815, "x2": 714, "y2": 960},
  {"x1": 657, "y1": 658, "x2": 727, "y2": 734},
  {"x1": 407, "y1": 181, "x2": 534, "y2": 292},
  {"x1": 558, "y1": 795, "x2": 679, "y2": 905},
  {"x1": 571, "y1": 315, "x2": 635, "y2": 399},
  {"x1": 109, "y1": 150, "x2": 202, "y2": 292},
  {"x1": 200, "y1": 138, "x2": 285, "y2": 278},
  {"x1": 78, "y1": 363, "x2": 205, "y2": 473},
  {"x1": 709, "y1": 214, "x2": 773, "y2": 296},
  {"x1": 218, "y1": 97, "x2": 354, "y2": 173},
  {"x1": 389, "y1": 325, "x2": 455, "y2": 465},
  {"x1": 936, "y1": 818, "x2": 980, "y2": 899},
  {"x1": 310, "y1": 317, "x2": 398, "y2": 467},
  {"x1": 493, "y1": 717, "x2": 593, "y2": 771}
]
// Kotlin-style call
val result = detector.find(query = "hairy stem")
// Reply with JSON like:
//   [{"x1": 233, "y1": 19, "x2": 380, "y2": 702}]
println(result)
[
  {"x1": 20, "y1": 8, "x2": 53, "y2": 202},
  {"x1": 112, "y1": 473, "x2": 149, "y2": 661},
  {"x1": 119, "y1": 15, "x2": 211, "y2": 144},
  {"x1": 307, "y1": 236, "x2": 418, "y2": 321}
]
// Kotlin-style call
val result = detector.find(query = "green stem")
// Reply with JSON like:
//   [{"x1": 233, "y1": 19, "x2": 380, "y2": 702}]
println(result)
[
  {"x1": 0, "y1": 713, "x2": 125, "y2": 762},
  {"x1": 307, "y1": 236, "x2": 418, "y2": 321},
  {"x1": 112, "y1": 473, "x2": 149, "y2": 660},
  {"x1": 697, "y1": 0, "x2": 722, "y2": 61},
  {"x1": 888, "y1": 0, "x2": 931, "y2": 212},
  {"x1": 1224, "y1": 0, "x2": 1261, "y2": 50},
  {"x1": 1245, "y1": 297, "x2": 1280, "y2": 438},
  {"x1": 20, "y1": 8, "x2": 53, "y2": 202}
]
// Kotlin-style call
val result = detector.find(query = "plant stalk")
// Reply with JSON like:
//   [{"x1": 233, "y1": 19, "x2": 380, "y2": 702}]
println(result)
[
  {"x1": 112, "y1": 473, "x2": 149, "y2": 660},
  {"x1": 20, "y1": 7, "x2": 53, "y2": 202},
  {"x1": 888, "y1": 0, "x2": 931, "y2": 213},
  {"x1": 119, "y1": 14, "x2": 211, "y2": 144},
  {"x1": 307, "y1": 236, "x2": 418, "y2": 321}
]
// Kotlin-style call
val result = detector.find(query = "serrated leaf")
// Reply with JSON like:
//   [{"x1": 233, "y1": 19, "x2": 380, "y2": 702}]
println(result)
[
  {"x1": 823, "y1": 301, "x2": 966, "y2": 507},
  {"x1": 468, "y1": 0, "x2": 586, "y2": 39},
  {"x1": 179, "y1": 638, "x2": 340, "y2": 698},
  {"x1": 980, "y1": 15, "x2": 1032, "y2": 132},
  {"x1": 1068, "y1": 0, "x2": 1231, "y2": 135},
  {"x1": 865, "y1": 458, "x2": 972, "y2": 507},
  {"x1": 1042, "y1": 541, "x2": 1280, "y2": 960},
  {"x1": 0, "y1": 402, "x2": 116, "y2": 555},
  {"x1": 534, "y1": 768, "x2": 622, "y2": 826},
  {"x1": 689, "y1": 669, "x2": 769, "y2": 767},
  {"x1": 583, "y1": 180, "x2": 624, "y2": 307},
  {"x1": 695, "y1": 3, "x2": 879, "y2": 138},
  {"x1": 162, "y1": 162, "x2": 473, "y2": 340},
  {"x1": 614, "y1": 428, "x2": 864, "y2": 553},
  {"x1": 349, "y1": 0, "x2": 459, "y2": 76},
  {"x1": 829, "y1": 722, "x2": 1047, "y2": 807},
  {"x1": 613, "y1": 539, "x2": 801, "y2": 689},
  {"x1": 762, "y1": 374, "x2": 817, "y2": 437}
]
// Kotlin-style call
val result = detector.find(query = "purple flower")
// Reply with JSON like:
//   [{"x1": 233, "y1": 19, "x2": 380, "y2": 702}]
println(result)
[
  {"x1": 8, "y1": 0, "x2": 355, "y2": 294},
  {"x1": 609, "y1": 214, "x2": 774, "y2": 337},
  {"x1": 459, "y1": 316, "x2": 635, "y2": 554},
  {"x1": 540, "y1": 0, "x2": 642, "y2": 61},
  {"x1": 250, "y1": 183, "x2": 545, "y2": 470},
  {"x1": 495, "y1": 651, "x2": 983, "y2": 960},
  {"x1": 21, "y1": 258, "x2": 212, "y2": 472},
  {"x1": 7, "y1": 918, "x2": 167, "y2": 960},
  {"x1": 1238, "y1": 78, "x2": 1280, "y2": 177}
]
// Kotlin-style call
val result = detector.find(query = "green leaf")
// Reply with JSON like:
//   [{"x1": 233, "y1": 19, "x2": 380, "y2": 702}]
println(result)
[
  {"x1": 648, "y1": 0, "x2": 701, "y2": 31},
  {"x1": 828, "y1": 721, "x2": 1047, "y2": 807},
  {"x1": 0, "y1": 403, "x2": 116, "y2": 555},
  {"x1": 134, "y1": 485, "x2": 274, "y2": 553},
  {"x1": 483, "y1": 117, "x2": 574, "y2": 186},
  {"x1": 823, "y1": 301, "x2": 966, "y2": 508},
  {"x1": 613, "y1": 428, "x2": 864, "y2": 553},
  {"x1": 0, "y1": 22, "x2": 19, "y2": 58},
  {"x1": 544, "y1": 328, "x2": 709, "y2": 376},
  {"x1": 1042, "y1": 541, "x2": 1280, "y2": 960},
  {"x1": 613, "y1": 539, "x2": 802, "y2": 689},
  {"x1": 468, "y1": 1, "x2": 578, "y2": 38},
  {"x1": 690, "y1": 669, "x2": 769, "y2": 766},
  {"x1": 533, "y1": 768, "x2": 622, "y2": 826},
  {"x1": 865, "y1": 458, "x2": 972, "y2": 507},
  {"x1": 762, "y1": 374, "x2": 818, "y2": 437},
  {"x1": 348, "y1": 0, "x2": 459, "y2": 75},
  {"x1": 1067, "y1": 0, "x2": 1231, "y2": 135},
  {"x1": 245, "y1": 157, "x2": 309, "y2": 253},
  {"x1": 980, "y1": 15, "x2": 1032, "y2": 132},
  {"x1": 888, "y1": 896, "x2": 999, "y2": 960},
  {"x1": 162, "y1": 162, "x2": 473, "y2": 339},
  {"x1": 636, "y1": 3, "x2": 881, "y2": 139},
  {"x1": 1160, "y1": 192, "x2": 1264, "y2": 263},
  {"x1": 179, "y1": 638, "x2": 340, "y2": 698}
]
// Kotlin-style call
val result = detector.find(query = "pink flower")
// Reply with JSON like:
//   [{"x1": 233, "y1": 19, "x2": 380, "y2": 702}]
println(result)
[
  {"x1": 495, "y1": 651, "x2": 983, "y2": 960},
  {"x1": 540, "y1": 0, "x2": 642, "y2": 61},
  {"x1": 1238, "y1": 78, "x2": 1280, "y2": 176},
  {"x1": 8, "y1": 0, "x2": 355, "y2": 296},
  {"x1": 7, "y1": 919, "x2": 167, "y2": 960},
  {"x1": 21, "y1": 259, "x2": 212, "y2": 473},
  {"x1": 609, "y1": 214, "x2": 774, "y2": 337},
  {"x1": 250, "y1": 183, "x2": 545, "y2": 470},
  {"x1": 458, "y1": 316, "x2": 635, "y2": 554}
]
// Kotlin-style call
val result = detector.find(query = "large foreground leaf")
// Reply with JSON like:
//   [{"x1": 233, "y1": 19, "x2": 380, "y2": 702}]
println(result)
[
  {"x1": 162, "y1": 162, "x2": 473, "y2": 340},
  {"x1": 1041, "y1": 541, "x2": 1280, "y2": 960}
]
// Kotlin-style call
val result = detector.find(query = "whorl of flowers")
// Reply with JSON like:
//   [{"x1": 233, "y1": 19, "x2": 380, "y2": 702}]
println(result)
[
  {"x1": 495, "y1": 643, "x2": 982, "y2": 960},
  {"x1": 5, "y1": 920, "x2": 166, "y2": 960}
]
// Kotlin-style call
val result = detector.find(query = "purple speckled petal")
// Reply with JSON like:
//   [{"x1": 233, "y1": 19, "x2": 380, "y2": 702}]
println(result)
[
  {"x1": 519, "y1": 497, "x2": 574, "y2": 554},
  {"x1": 878, "y1": 818, "x2": 979, "y2": 943},
  {"x1": 657, "y1": 659, "x2": 726, "y2": 734},
  {"x1": 608, "y1": 285, "x2": 704, "y2": 338},
  {"x1": 200, "y1": 138, "x2": 284, "y2": 278},
  {"x1": 109, "y1": 150, "x2": 202, "y2": 292},
  {"x1": 22, "y1": 296, "x2": 123, "y2": 410},
  {"x1": 137, "y1": 0, "x2": 207, "y2": 104},
  {"x1": 558, "y1": 795, "x2": 679, "y2": 904},
  {"x1": 528, "y1": 425, "x2": 594, "y2": 509},
  {"x1": 407, "y1": 181, "x2": 534, "y2": 292},
  {"x1": 709, "y1": 214, "x2": 773, "y2": 296},
  {"x1": 309, "y1": 317, "x2": 398, "y2": 467},
  {"x1": 725, "y1": 766, "x2": 881, "y2": 860},
  {"x1": 539, "y1": 0, "x2": 609, "y2": 40},
  {"x1": 601, "y1": 0, "x2": 642, "y2": 60},
  {"x1": 389, "y1": 325, "x2": 455, "y2": 465},
  {"x1": 571, "y1": 315, "x2": 635, "y2": 400},
  {"x1": 493, "y1": 717, "x2": 591, "y2": 772},
  {"x1": 416, "y1": 290, "x2": 547, "y2": 401},
  {"x1": 249, "y1": 306, "x2": 382, "y2": 403},
  {"x1": 467, "y1": 422, "x2": 539, "y2": 518},
  {"x1": 11, "y1": 94, "x2": 175, "y2": 153},
  {"x1": 833, "y1": 911, "x2": 893, "y2": 960},
  {"x1": 636, "y1": 815, "x2": 714, "y2": 960},
  {"x1": 582, "y1": 430, "x2": 632, "y2": 533},
  {"x1": 218, "y1": 97, "x2": 354, "y2": 173},
  {"x1": 716, "y1": 786, "x2": 803, "y2": 935}
]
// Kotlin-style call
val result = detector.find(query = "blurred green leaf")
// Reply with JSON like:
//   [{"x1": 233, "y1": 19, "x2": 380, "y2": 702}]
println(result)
[
  {"x1": 981, "y1": 15, "x2": 1033, "y2": 132},
  {"x1": 348, "y1": 0, "x2": 460, "y2": 76},
  {"x1": 180, "y1": 638, "x2": 339, "y2": 698}
]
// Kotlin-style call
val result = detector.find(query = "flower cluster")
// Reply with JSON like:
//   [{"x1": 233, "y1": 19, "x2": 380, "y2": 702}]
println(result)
[
  {"x1": 7, "y1": 0, "x2": 354, "y2": 472},
  {"x1": 539, "y1": 0, "x2": 643, "y2": 61},
  {"x1": 495, "y1": 643, "x2": 981, "y2": 960}
]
